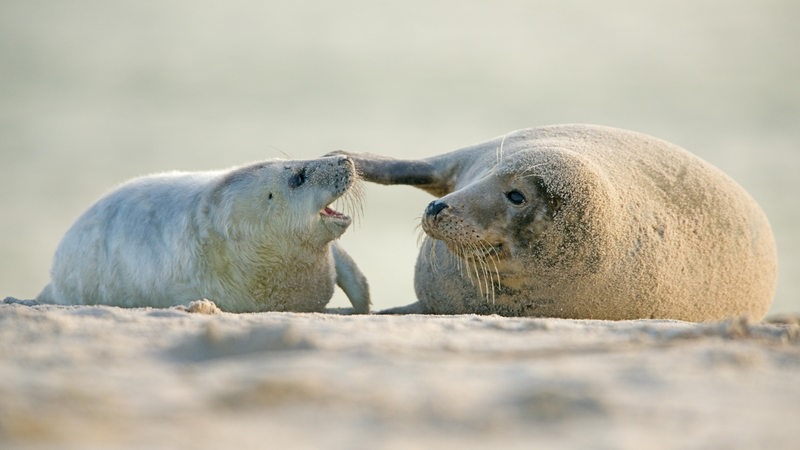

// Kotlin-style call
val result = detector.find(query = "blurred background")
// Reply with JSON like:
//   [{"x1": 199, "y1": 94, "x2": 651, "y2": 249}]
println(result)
[{"x1": 1, "y1": 0, "x2": 796, "y2": 315}]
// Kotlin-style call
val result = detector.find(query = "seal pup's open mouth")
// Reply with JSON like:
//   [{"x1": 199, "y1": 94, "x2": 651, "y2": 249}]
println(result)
[{"x1": 320, "y1": 205, "x2": 351, "y2": 224}]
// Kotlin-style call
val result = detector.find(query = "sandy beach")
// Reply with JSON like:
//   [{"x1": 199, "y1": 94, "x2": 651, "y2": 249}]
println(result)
[
  {"x1": 1, "y1": 301, "x2": 798, "y2": 449},
  {"x1": 1, "y1": 0, "x2": 798, "y2": 316}
]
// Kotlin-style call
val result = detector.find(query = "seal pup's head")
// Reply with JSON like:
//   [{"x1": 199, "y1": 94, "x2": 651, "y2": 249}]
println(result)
[{"x1": 208, "y1": 155, "x2": 361, "y2": 248}]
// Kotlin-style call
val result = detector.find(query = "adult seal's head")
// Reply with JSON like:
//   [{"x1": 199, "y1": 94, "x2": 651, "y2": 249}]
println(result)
[
  {"x1": 419, "y1": 146, "x2": 615, "y2": 291},
  {"x1": 341, "y1": 124, "x2": 777, "y2": 321},
  {"x1": 37, "y1": 155, "x2": 370, "y2": 313}
]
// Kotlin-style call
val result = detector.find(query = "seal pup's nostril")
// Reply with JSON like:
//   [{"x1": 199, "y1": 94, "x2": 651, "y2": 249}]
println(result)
[{"x1": 425, "y1": 200, "x2": 448, "y2": 217}]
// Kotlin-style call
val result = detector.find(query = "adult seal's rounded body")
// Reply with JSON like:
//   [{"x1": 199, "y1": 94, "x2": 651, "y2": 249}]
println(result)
[
  {"x1": 37, "y1": 155, "x2": 370, "y2": 313},
  {"x1": 344, "y1": 124, "x2": 777, "y2": 321}
]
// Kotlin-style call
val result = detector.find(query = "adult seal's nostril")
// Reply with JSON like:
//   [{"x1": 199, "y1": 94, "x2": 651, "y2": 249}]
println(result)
[{"x1": 425, "y1": 200, "x2": 448, "y2": 217}]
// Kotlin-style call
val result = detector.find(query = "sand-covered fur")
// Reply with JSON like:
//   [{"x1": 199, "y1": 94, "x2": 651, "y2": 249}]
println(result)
[
  {"x1": 347, "y1": 124, "x2": 777, "y2": 320},
  {"x1": 36, "y1": 156, "x2": 370, "y2": 313}
]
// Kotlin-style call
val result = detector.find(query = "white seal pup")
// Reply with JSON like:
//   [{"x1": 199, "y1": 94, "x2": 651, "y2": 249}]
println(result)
[
  {"x1": 36, "y1": 155, "x2": 370, "y2": 313},
  {"x1": 340, "y1": 124, "x2": 777, "y2": 321}
]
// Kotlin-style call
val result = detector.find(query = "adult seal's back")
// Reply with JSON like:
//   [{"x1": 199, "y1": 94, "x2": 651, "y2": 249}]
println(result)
[{"x1": 344, "y1": 124, "x2": 777, "y2": 321}]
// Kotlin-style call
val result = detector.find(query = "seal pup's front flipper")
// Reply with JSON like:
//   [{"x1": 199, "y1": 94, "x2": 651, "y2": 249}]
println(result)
[{"x1": 331, "y1": 242, "x2": 371, "y2": 314}]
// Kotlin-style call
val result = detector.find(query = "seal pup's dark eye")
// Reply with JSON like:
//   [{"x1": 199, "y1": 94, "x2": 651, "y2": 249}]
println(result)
[
  {"x1": 506, "y1": 190, "x2": 526, "y2": 205},
  {"x1": 289, "y1": 168, "x2": 306, "y2": 188}
]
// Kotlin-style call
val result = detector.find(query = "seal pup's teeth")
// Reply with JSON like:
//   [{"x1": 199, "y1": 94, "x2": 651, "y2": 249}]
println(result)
[{"x1": 320, "y1": 205, "x2": 349, "y2": 220}]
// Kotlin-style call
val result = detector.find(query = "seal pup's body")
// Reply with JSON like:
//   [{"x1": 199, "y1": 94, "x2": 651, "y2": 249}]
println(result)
[
  {"x1": 343, "y1": 124, "x2": 776, "y2": 321},
  {"x1": 37, "y1": 156, "x2": 370, "y2": 313}
]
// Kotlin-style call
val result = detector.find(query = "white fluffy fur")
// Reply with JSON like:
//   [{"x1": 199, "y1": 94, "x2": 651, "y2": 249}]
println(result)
[{"x1": 37, "y1": 156, "x2": 370, "y2": 313}]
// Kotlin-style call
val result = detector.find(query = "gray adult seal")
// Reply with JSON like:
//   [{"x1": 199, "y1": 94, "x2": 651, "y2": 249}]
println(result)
[
  {"x1": 37, "y1": 156, "x2": 370, "y2": 313},
  {"x1": 343, "y1": 124, "x2": 776, "y2": 321}
]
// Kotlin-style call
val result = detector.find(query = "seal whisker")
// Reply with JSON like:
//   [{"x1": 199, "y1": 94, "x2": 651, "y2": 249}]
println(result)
[
  {"x1": 414, "y1": 220, "x2": 426, "y2": 247},
  {"x1": 474, "y1": 242, "x2": 496, "y2": 305},
  {"x1": 353, "y1": 180, "x2": 366, "y2": 220},
  {"x1": 486, "y1": 249, "x2": 501, "y2": 288},
  {"x1": 457, "y1": 243, "x2": 468, "y2": 278},
  {"x1": 428, "y1": 238, "x2": 437, "y2": 273},
  {"x1": 428, "y1": 237, "x2": 441, "y2": 274},
  {"x1": 454, "y1": 242, "x2": 466, "y2": 279},
  {"x1": 334, "y1": 179, "x2": 365, "y2": 224},
  {"x1": 417, "y1": 225, "x2": 445, "y2": 274},
  {"x1": 477, "y1": 239, "x2": 501, "y2": 303},
  {"x1": 464, "y1": 241, "x2": 491, "y2": 301},
  {"x1": 464, "y1": 250, "x2": 481, "y2": 298},
  {"x1": 496, "y1": 131, "x2": 511, "y2": 168},
  {"x1": 468, "y1": 242, "x2": 487, "y2": 300},
  {"x1": 513, "y1": 162, "x2": 548, "y2": 181}
]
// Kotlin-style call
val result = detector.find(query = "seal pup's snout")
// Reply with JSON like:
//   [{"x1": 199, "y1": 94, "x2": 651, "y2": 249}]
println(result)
[
  {"x1": 425, "y1": 200, "x2": 449, "y2": 217},
  {"x1": 316, "y1": 154, "x2": 364, "y2": 237},
  {"x1": 326, "y1": 154, "x2": 355, "y2": 173}
]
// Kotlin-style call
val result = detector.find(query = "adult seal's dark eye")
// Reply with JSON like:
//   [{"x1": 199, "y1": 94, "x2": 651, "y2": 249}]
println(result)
[
  {"x1": 289, "y1": 168, "x2": 306, "y2": 188},
  {"x1": 506, "y1": 190, "x2": 526, "y2": 205}
]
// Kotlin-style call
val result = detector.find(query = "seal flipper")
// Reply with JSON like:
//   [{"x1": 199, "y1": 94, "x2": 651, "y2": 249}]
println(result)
[
  {"x1": 329, "y1": 151, "x2": 455, "y2": 197},
  {"x1": 331, "y1": 243, "x2": 371, "y2": 314},
  {"x1": 3, "y1": 296, "x2": 41, "y2": 306},
  {"x1": 376, "y1": 301, "x2": 428, "y2": 314}
]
